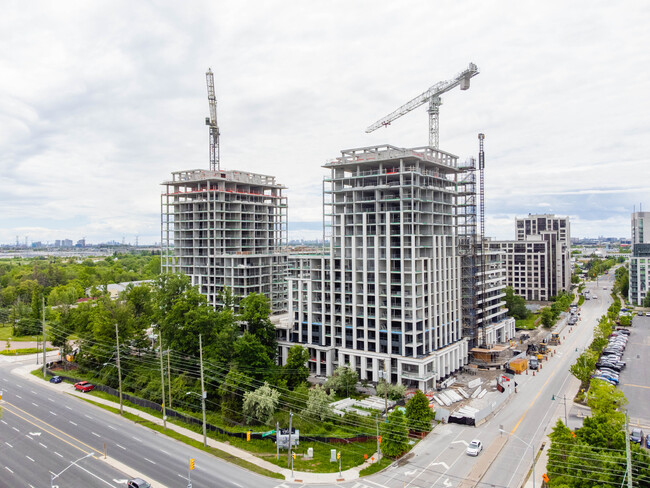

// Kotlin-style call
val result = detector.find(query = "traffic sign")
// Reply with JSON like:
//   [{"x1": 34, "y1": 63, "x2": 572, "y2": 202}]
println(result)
[{"x1": 262, "y1": 429, "x2": 276, "y2": 438}]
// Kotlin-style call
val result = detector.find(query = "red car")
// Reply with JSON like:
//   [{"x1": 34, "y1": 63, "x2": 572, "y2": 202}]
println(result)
[{"x1": 74, "y1": 381, "x2": 94, "y2": 392}]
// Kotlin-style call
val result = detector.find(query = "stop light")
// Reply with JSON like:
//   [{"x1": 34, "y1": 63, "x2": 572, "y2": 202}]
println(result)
[
  {"x1": 378, "y1": 435, "x2": 382, "y2": 444},
  {"x1": 292, "y1": 452, "x2": 296, "y2": 460},
  {"x1": 246, "y1": 431, "x2": 251, "y2": 441},
  {"x1": 190, "y1": 458, "x2": 195, "y2": 470},
  {"x1": 337, "y1": 451, "x2": 340, "y2": 460}
]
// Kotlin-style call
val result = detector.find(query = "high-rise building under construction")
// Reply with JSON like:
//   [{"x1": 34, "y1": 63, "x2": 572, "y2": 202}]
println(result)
[
  {"x1": 160, "y1": 169, "x2": 288, "y2": 312},
  {"x1": 280, "y1": 145, "x2": 468, "y2": 391}
]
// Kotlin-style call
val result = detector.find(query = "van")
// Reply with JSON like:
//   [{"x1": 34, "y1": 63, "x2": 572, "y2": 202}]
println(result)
[{"x1": 529, "y1": 357, "x2": 539, "y2": 370}]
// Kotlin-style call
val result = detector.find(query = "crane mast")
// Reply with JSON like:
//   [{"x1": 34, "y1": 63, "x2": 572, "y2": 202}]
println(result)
[
  {"x1": 205, "y1": 68, "x2": 220, "y2": 171},
  {"x1": 366, "y1": 63, "x2": 479, "y2": 148}
]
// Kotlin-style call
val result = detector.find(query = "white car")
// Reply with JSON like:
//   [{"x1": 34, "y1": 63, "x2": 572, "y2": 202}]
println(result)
[{"x1": 466, "y1": 439, "x2": 483, "y2": 456}]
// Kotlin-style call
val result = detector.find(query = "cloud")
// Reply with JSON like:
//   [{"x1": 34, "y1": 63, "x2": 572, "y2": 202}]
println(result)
[{"x1": 0, "y1": 1, "x2": 649, "y2": 245}]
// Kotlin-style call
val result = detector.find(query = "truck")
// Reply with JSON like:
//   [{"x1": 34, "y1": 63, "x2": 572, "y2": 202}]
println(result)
[
  {"x1": 549, "y1": 333, "x2": 561, "y2": 346},
  {"x1": 529, "y1": 357, "x2": 539, "y2": 370}
]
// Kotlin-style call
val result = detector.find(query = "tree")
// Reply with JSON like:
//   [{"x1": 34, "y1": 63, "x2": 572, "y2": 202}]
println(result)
[
  {"x1": 381, "y1": 408, "x2": 409, "y2": 457},
  {"x1": 569, "y1": 350, "x2": 597, "y2": 385},
  {"x1": 540, "y1": 307, "x2": 555, "y2": 328},
  {"x1": 238, "y1": 293, "x2": 277, "y2": 361},
  {"x1": 504, "y1": 287, "x2": 529, "y2": 320},
  {"x1": 405, "y1": 390, "x2": 434, "y2": 433},
  {"x1": 219, "y1": 368, "x2": 253, "y2": 423},
  {"x1": 586, "y1": 379, "x2": 627, "y2": 425},
  {"x1": 324, "y1": 365, "x2": 358, "y2": 397},
  {"x1": 233, "y1": 332, "x2": 274, "y2": 381},
  {"x1": 284, "y1": 345, "x2": 310, "y2": 389},
  {"x1": 376, "y1": 379, "x2": 406, "y2": 401},
  {"x1": 242, "y1": 382, "x2": 280, "y2": 425},
  {"x1": 302, "y1": 384, "x2": 333, "y2": 421}
]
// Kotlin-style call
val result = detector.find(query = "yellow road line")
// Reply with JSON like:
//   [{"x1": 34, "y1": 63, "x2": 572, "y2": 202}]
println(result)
[
  {"x1": 3, "y1": 401, "x2": 100, "y2": 456},
  {"x1": 622, "y1": 383, "x2": 650, "y2": 390},
  {"x1": 510, "y1": 367, "x2": 559, "y2": 435}
]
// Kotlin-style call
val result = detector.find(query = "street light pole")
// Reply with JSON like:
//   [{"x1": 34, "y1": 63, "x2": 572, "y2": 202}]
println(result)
[
  {"x1": 158, "y1": 329, "x2": 167, "y2": 429},
  {"x1": 186, "y1": 391, "x2": 207, "y2": 448},
  {"x1": 115, "y1": 323, "x2": 123, "y2": 415},
  {"x1": 199, "y1": 334, "x2": 207, "y2": 447},
  {"x1": 500, "y1": 429, "x2": 535, "y2": 488},
  {"x1": 552, "y1": 394, "x2": 569, "y2": 426}
]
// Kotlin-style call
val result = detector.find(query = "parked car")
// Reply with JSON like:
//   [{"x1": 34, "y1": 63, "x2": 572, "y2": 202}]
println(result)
[
  {"x1": 74, "y1": 381, "x2": 94, "y2": 392},
  {"x1": 638, "y1": 312, "x2": 644, "y2": 316},
  {"x1": 596, "y1": 362, "x2": 622, "y2": 372},
  {"x1": 49, "y1": 376, "x2": 62, "y2": 384},
  {"x1": 646, "y1": 435, "x2": 650, "y2": 449},
  {"x1": 127, "y1": 479, "x2": 151, "y2": 488},
  {"x1": 592, "y1": 376, "x2": 617, "y2": 386},
  {"x1": 466, "y1": 439, "x2": 483, "y2": 456},
  {"x1": 630, "y1": 428, "x2": 644, "y2": 444},
  {"x1": 646, "y1": 312, "x2": 650, "y2": 317}
]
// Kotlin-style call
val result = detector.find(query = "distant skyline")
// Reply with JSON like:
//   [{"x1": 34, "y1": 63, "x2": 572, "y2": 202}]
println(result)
[{"x1": 1, "y1": 1, "x2": 649, "y2": 245}]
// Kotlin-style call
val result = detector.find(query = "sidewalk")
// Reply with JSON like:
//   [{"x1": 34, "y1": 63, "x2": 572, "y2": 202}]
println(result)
[{"x1": 10, "y1": 358, "x2": 380, "y2": 484}]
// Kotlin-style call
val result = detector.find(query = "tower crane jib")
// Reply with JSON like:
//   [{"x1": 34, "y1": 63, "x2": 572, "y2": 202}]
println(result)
[
  {"x1": 205, "y1": 68, "x2": 220, "y2": 171},
  {"x1": 365, "y1": 63, "x2": 479, "y2": 149}
]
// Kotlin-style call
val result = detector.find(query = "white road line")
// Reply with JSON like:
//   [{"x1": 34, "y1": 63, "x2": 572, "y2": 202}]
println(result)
[
  {"x1": 132, "y1": 436, "x2": 142, "y2": 442},
  {"x1": 69, "y1": 421, "x2": 77, "y2": 426},
  {"x1": 16, "y1": 385, "x2": 22, "y2": 388},
  {"x1": 26, "y1": 456, "x2": 34, "y2": 462},
  {"x1": 5, "y1": 442, "x2": 13, "y2": 448},
  {"x1": 107, "y1": 425, "x2": 116, "y2": 430},
  {"x1": 0, "y1": 420, "x2": 6, "y2": 425},
  {"x1": 84, "y1": 414, "x2": 93, "y2": 419},
  {"x1": 144, "y1": 458, "x2": 156, "y2": 464},
  {"x1": 65, "y1": 406, "x2": 72, "y2": 410},
  {"x1": 1, "y1": 378, "x2": 6, "y2": 381},
  {"x1": 54, "y1": 452, "x2": 63, "y2": 458},
  {"x1": 48, "y1": 398, "x2": 55, "y2": 402},
  {"x1": 116, "y1": 444, "x2": 126, "y2": 450},
  {"x1": 25, "y1": 435, "x2": 32, "y2": 440},
  {"x1": 91, "y1": 432, "x2": 101, "y2": 437},
  {"x1": 39, "y1": 442, "x2": 47, "y2": 449},
  {"x1": 31, "y1": 402, "x2": 38, "y2": 407},
  {"x1": 12, "y1": 427, "x2": 19, "y2": 432},
  {"x1": 31, "y1": 390, "x2": 37, "y2": 394},
  {"x1": 49, "y1": 411, "x2": 57, "y2": 416},
  {"x1": 70, "y1": 462, "x2": 115, "y2": 487},
  {"x1": 159, "y1": 449, "x2": 169, "y2": 455},
  {"x1": 5, "y1": 467, "x2": 13, "y2": 474},
  {"x1": 15, "y1": 395, "x2": 21, "y2": 399}
]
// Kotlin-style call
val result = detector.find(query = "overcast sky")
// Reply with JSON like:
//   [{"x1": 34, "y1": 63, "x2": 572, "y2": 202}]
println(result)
[{"x1": 1, "y1": 1, "x2": 649, "y2": 245}]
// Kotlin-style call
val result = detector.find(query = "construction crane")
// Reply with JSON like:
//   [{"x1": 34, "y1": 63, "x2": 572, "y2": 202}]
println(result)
[
  {"x1": 366, "y1": 63, "x2": 479, "y2": 149},
  {"x1": 205, "y1": 68, "x2": 220, "y2": 171}
]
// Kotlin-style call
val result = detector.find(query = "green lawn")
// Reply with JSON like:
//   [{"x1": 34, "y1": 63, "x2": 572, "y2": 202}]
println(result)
[
  {"x1": 1, "y1": 347, "x2": 54, "y2": 356},
  {"x1": 515, "y1": 313, "x2": 540, "y2": 330},
  {"x1": 0, "y1": 325, "x2": 44, "y2": 342}
]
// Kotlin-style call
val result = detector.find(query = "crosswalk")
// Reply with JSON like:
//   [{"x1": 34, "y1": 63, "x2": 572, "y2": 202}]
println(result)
[{"x1": 274, "y1": 482, "x2": 378, "y2": 488}]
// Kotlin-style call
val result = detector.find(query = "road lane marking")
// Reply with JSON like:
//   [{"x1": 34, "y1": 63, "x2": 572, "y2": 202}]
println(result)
[
  {"x1": 39, "y1": 442, "x2": 47, "y2": 448},
  {"x1": 107, "y1": 425, "x2": 116, "y2": 430},
  {"x1": 48, "y1": 398, "x2": 54, "y2": 402},
  {"x1": 65, "y1": 406, "x2": 72, "y2": 410},
  {"x1": 84, "y1": 414, "x2": 93, "y2": 419},
  {"x1": 5, "y1": 442, "x2": 13, "y2": 448},
  {"x1": 69, "y1": 421, "x2": 77, "y2": 426},
  {"x1": 16, "y1": 385, "x2": 22, "y2": 388},
  {"x1": 70, "y1": 460, "x2": 115, "y2": 487},
  {"x1": 12, "y1": 427, "x2": 19, "y2": 432},
  {"x1": 15, "y1": 395, "x2": 21, "y2": 399},
  {"x1": 159, "y1": 449, "x2": 169, "y2": 455},
  {"x1": 26, "y1": 456, "x2": 34, "y2": 462},
  {"x1": 144, "y1": 457, "x2": 156, "y2": 464},
  {"x1": 0, "y1": 420, "x2": 6, "y2": 425},
  {"x1": 2, "y1": 402, "x2": 100, "y2": 456},
  {"x1": 116, "y1": 444, "x2": 126, "y2": 450},
  {"x1": 54, "y1": 452, "x2": 63, "y2": 458},
  {"x1": 49, "y1": 411, "x2": 57, "y2": 416},
  {"x1": 622, "y1": 383, "x2": 650, "y2": 389},
  {"x1": 31, "y1": 390, "x2": 37, "y2": 394},
  {"x1": 92, "y1": 432, "x2": 101, "y2": 437},
  {"x1": 5, "y1": 467, "x2": 13, "y2": 474},
  {"x1": 132, "y1": 436, "x2": 142, "y2": 442}
]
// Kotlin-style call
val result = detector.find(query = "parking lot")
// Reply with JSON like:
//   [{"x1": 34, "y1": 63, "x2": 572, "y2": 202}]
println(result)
[{"x1": 619, "y1": 314, "x2": 650, "y2": 427}]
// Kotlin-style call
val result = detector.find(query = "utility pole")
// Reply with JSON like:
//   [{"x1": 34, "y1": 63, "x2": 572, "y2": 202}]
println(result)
[
  {"x1": 383, "y1": 359, "x2": 389, "y2": 416},
  {"x1": 276, "y1": 421, "x2": 280, "y2": 460},
  {"x1": 159, "y1": 330, "x2": 167, "y2": 429},
  {"x1": 376, "y1": 414, "x2": 381, "y2": 461},
  {"x1": 115, "y1": 323, "x2": 123, "y2": 415},
  {"x1": 41, "y1": 295, "x2": 46, "y2": 377},
  {"x1": 287, "y1": 410, "x2": 293, "y2": 466},
  {"x1": 625, "y1": 413, "x2": 633, "y2": 488},
  {"x1": 167, "y1": 349, "x2": 172, "y2": 408},
  {"x1": 199, "y1": 334, "x2": 207, "y2": 447}
]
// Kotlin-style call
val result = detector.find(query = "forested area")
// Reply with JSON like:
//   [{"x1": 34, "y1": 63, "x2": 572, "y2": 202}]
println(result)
[{"x1": 0, "y1": 253, "x2": 160, "y2": 335}]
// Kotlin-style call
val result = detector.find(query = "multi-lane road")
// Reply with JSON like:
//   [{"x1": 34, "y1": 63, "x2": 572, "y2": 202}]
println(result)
[{"x1": 0, "y1": 275, "x2": 630, "y2": 488}]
